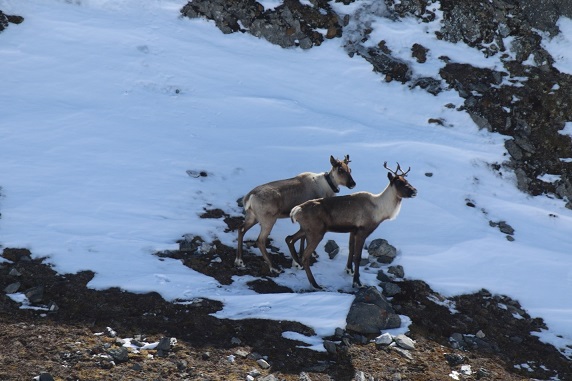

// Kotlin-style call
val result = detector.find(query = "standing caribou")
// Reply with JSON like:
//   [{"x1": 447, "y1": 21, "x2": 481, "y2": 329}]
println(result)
[
  {"x1": 287, "y1": 162, "x2": 417, "y2": 289},
  {"x1": 235, "y1": 155, "x2": 356, "y2": 273}
]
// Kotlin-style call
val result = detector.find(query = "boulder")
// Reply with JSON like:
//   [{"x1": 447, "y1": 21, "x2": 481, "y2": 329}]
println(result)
[{"x1": 346, "y1": 287, "x2": 401, "y2": 334}]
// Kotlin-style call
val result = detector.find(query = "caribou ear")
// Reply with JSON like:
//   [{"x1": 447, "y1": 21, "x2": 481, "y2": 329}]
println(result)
[
  {"x1": 330, "y1": 155, "x2": 338, "y2": 166},
  {"x1": 387, "y1": 172, "x2": 394, "y2": 181}
]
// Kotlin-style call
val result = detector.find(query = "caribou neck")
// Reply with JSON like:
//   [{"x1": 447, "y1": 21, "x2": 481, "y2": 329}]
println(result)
[
  {"x1": 374, "y1": 183, "x2": 402, "y2": 221},
  {"x1": 323, "y1": 171, "x2": 340, "y2": 193}
]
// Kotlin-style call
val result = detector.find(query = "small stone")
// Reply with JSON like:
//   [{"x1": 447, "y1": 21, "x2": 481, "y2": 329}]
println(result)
[
  {"x1": 323, "y1": 340, "x2": 338, "y2": 355},
  {"x1": 395, "y1": 334, "x2": 415, "y2": 350},
  {"x1": 375, "y1": 333, "x2": 393, "y2": 346},
  {"x1": 156, "y1": 337, "x2": 171, "y2": 351},
  {"x1": 377, "y1": 270, "x2": 391, "y2": 282},
  {"x1": 47, "y1": 301, "x2": 59, "y2": 312},
  {"x1": 202, "y1": 352, "x2": 210, "y2": 360},
  {"x1": 105, "y1": 327, "x2": 117, "y2": 338},
  {"x1": 368, "y1": 239, "x2": 397, "y2": 264},
  {"x1": 24, "y1": 285, "x2": 44, "y2": 304},
  {"x1": 256, "y1": 358, "x2": 270, "y2": 369},
  {"x1": 476, "y1": 330, "x2": 486, "y2": 339},
  {"x1": 235, "y1": 349, "x2": 249, "y2": 358},
  {"x1": 8, "y1": 268, "x2": 21, "y2": 276},
  {"x1": 132, "y1": 363, "x2": 143, "y2": 371},
  {"x1": 388, "y1": 265, "x2": 405, "y2": 278},
  {"x1": 108, "y1": 347, "x2": 129, "y2": 363},
  {"x1": 324, "y1": 240, "x2": 339, "y2": 259},
  {"x1": 392, "y1": 346, "x2": 413, "y2": 360},
  {"x1": 248, "y1": 369, "x2": 261, "y2": 378},
  {"x1": 4, "y1": 281, "x2": 20, "y2": 294},
  {"x1": 498, "y1": 221, "x2": 514, "y2": 235},
  {"x1": 247, "y1": 352, "x2": 263, "y2": 361},
  {"x1": 38, "y1": 373, "x2": 55, "y2": 381},
  {"x1": 444, "y1": 353, "x2": 467, "y2": 366},
  {"x1": 334, "y1": 327, "x2": 345, "y2": 339},
  {"x1": 381, "y1": 282, "x2": 402, "y2": 297}
]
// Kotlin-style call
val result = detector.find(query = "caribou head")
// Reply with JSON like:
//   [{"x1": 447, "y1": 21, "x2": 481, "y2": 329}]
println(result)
[{"x1": 384, "y1": 161, "x2": 417, "y2": 199}]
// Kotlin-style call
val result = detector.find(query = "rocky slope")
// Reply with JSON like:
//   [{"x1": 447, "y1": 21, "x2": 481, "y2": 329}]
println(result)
[
  {"x1": 2, "y1": 1, "x2": 572, "y2": 380},
  {"x1": 181, "y1": 0, "x2": 572, "y2": 207},
  {"x1": 2, "y1": 243, "x2": 572, "y2": 380}
]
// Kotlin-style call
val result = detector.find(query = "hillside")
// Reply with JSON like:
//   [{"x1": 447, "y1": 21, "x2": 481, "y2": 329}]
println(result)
[{"x1": 1, "y1": 0, "x2": 572, "y2": 380}]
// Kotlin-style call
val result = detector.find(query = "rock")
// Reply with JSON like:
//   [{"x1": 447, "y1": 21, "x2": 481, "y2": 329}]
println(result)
[
  {"x1": 411, "y1": 43, "x2": 428, "y2": 63},
  {"x1": 108, "y1": 347, "x2": 129, "y2": 363},
  {"x1": 367, "y1": 239, "x2": 397, "y2": 264},
  {"x1": 180, "y1": 0, "x2": 341, "y2": 49},
  {"x1": 334, "y1": 327, "x2": 345, "y2": 339},
  {"x1": 392, "y1": 346, "x2": 414, "y2": 360},
  {"x1": 105, "y1": 327, "x2": 117, "y2": 338},
  {"x1": 131, "y1": 363, "x2": 143, "y2": 371},
  {"x1": 37, "y1": 373, "x2": 55, "y2": 381},
  {"x1": 388, "y1": 265, "x2": 405, "y2": 279},
  {"x1": 489, "y1": 220, "x2": 515, "y2": 235},
  {"x1": 324, "y1": 240, "x2": 339, "y2": 259},
  {"x1": 375, "y1": 332, "x2": 393, "y2": 346},
  {"x1": 178, "y1": 234, "x2": 204, "y2": 253},
  {"x1": 234, "y1": 349, "x2": 249, "y2": 358},
  {"x1": 323, "y1": 340, "x2": 338, "y2": 355},
  {"x1": 376, "y1": 270, "x2": 391, "y2": 282},
  {"x1": 381, "y1": 282, "x2": 402, "y2": 297},
  {"x1": 394, "y1": 334, "x2": 415, "y2": 350},
  {"x1": 256, "y1": 358, "x2": 271, "y2": 369},
  {"x1": 47, "y1": 301, "x2": 59, "y2": 313},
  {"x1": 346, "y1": 287, "x2": 401, "y2": 334},
  {"x1": 2, "y1": 248, "x2": 32, "y2": 262},
  {"x1": 24, "y1": 286, "x2": 44, "y2": 304},
  {"x1": 156, "y1": 337, "x2": 172, "y2": 352},
  {"x1": 4, "y1": 281, "x2": 20, "y2": 294},
  {"x1": 444, "y1": 353, "x2": 467, "y2": 366},
  {"x1": 248, "y1": 369, "x2": 261, "y2": 378}
]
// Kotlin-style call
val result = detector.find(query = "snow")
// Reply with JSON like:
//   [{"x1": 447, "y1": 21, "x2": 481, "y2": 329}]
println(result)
[{"x1": 1, "y1": 0, "x2": 571, "y2": 357}]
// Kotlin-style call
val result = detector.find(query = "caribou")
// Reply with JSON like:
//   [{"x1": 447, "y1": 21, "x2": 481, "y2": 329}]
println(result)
[
  {"x1": 287, "y1": 162, "x2": 417, "y2": 289},
  {"x1": 235, "y1": 155, "x2": 356, "y2": 273}
]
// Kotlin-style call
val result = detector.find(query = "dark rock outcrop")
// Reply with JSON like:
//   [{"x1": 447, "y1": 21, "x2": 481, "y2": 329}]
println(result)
[
  {"x1": 0, "y1": 10, "x2": 24, "y2": 32},
  {"x1": 180, "y1": 0, "x2": 342, "y2": 49}
]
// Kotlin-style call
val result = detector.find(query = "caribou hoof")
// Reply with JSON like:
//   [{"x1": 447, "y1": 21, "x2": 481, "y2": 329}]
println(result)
[
  {"x1": 345, "y1": 267, "x2": 354, "y2": 275},
  {"x1": 270, "y1": 266, "x2": 283, "y2": 274},
  {"x1": 352, "y1": 281, "x2": 364, "y2": 288},
  {"x1": 292, "y1": 260, "x2": 303, "y2": 270},
  {"x1": 234, "y1": 258, "x2": 245, "y2": 268},
  {"x1": 311, "y1": 251, "x2": 319, "y2": 259}
]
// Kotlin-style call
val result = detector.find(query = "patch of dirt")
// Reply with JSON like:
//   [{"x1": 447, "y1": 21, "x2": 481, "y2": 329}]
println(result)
[{"x1": 2, "y1": 232, "x2": 571, "y2": 381}]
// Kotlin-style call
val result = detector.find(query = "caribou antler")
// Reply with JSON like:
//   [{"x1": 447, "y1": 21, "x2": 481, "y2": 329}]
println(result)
[
  {"x1": 343, "y1": 154, "x2": 351, "y2": 164},
  {"x1": 384, "y1": 161, "x2": 411, "y2": 176}
]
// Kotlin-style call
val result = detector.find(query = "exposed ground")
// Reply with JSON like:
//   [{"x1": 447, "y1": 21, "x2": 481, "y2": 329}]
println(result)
[{"x1": 1, "y1": 212, "x2": 571, "y2": 381}]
